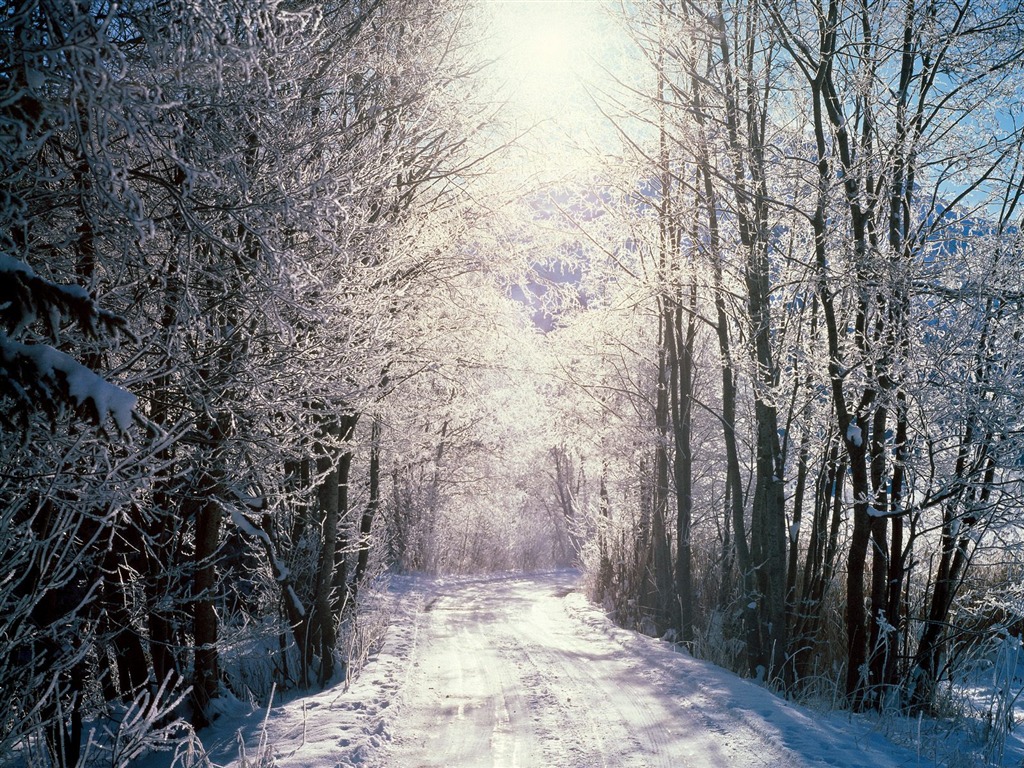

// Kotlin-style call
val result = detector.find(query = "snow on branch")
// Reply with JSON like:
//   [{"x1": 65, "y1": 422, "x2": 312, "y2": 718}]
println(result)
[
  {"x1": 0, "y1": 335, "x2": 137, "y2": 431},
  {"x1": 0, "y1": 254, "x2": 128, "y2": 342},
  {"x1": 0, "y1": 253, "x2": 136, "y2": 431}
]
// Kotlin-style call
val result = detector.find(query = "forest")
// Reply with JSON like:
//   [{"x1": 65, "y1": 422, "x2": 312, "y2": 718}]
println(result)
[{"x1": 2, "y1": 0, "x2": 1024, "y2": 765}]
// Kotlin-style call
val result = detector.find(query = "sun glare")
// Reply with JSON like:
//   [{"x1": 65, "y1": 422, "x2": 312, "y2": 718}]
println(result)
[
  {"x1": 512, "y1": 16, "x2": 581, "y2": 85},
  {"x1": 480, "y1": 1, "x2": 615, "y2": 152},
  {"x1": 498, "y1": 3, "x2": 600, "y2": 99}
]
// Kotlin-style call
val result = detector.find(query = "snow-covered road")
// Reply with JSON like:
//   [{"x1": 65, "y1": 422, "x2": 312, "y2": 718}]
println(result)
[
  {"x1": 164, "y1": 570, "x2": 943, "y2": 767},
  {"x1": 134, "y1": 570, "x2": 1013, "y2": 767},
  {"x1": 390, "y1": 573, "x2": 690, "y2": 767},
  {"x1": 371, "y1": 571, "x2": 929, "y2": 768}
]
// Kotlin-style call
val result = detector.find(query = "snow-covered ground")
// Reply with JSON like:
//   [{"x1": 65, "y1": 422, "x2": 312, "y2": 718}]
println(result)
[{"x1": 135, "y1": 569, "x2": 1024, "y2": 768}]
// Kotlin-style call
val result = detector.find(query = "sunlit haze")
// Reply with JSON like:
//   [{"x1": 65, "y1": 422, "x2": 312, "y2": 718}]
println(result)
[{"x1": 477, "y1": 0, "x2": 621, "y2": 181}]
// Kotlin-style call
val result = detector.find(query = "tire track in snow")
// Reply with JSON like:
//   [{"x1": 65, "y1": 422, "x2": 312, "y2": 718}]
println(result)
[
  {"x1": 509, "y1": 588, "x2": 675, "y2": 768},
  {"x1": 385, "y1": 583, "x2": 538, "y2": 767},
  {"x1": 385, "y1": 573, "x2": 683, "y2": 768}
]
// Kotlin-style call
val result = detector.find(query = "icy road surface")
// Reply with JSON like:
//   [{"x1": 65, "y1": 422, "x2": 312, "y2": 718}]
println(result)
[{"x1": 360, "y1": 571, "x2": 929, "y2": 768}]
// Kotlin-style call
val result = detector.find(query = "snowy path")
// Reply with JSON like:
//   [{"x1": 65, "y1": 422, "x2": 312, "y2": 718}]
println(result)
[
  {"x1": 390, "y1": 574, "x2": 685, "y2": 767},
  {"x1": 371, "y1": 572, "x2": 929, "y2": 768},
  {"x1": 171, "y1": 571, "x2": 941, "y2": 768}
]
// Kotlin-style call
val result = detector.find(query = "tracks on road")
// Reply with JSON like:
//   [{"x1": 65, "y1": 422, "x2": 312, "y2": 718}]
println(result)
[{"x1": 387, "y1": 572, "x2": 729, "y2": 768}]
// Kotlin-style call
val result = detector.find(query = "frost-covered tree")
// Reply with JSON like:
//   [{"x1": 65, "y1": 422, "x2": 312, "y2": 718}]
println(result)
[
  {"x1": 1, "y1": 0, "x2": 485, "y2": 761},
  {"x1": 1, "y1": 2, "x2": 159, "y2": 762},
  {"x1": 562, "y1": 0, "x2": 1024, "y2": 715}
]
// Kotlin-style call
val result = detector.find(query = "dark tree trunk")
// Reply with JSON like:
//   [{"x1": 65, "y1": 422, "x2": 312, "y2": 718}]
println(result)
[
  {"x1": 308, "y1": 412, "x2": 358, "y2": 687},
  {"x1": 312, "y1": 418, "x2": 342, "y2": 687},
  {"x1": 101, "y1": 536, "x2": 149, "y2": 702},
  {"x1": 793, "y1": 437, "x2": 845, "y2": 683},
  {"x1": 667, "y1": 295, "x2": 696, "y2": 644},
  {"x1": 909, "y1": 508, "x2": 970, "y2": 711},
  {"x1": 677, "y1": 15, "x2": 761, "y2": 672},
  {"x1": 785, "y1": 430, "x2": 809, "y2": 636},
  {"x1": 143, "y1": 487, "x2": 182, "y2": 693},
  {"x1": 910, "y1": 451, "x2": 993, "y2": 711},
  {"x1": 331, "y1": 448, "x2": 353, "y2": 617},
  {"x1": 354, "y1": 416, "x2": 382, "y2": 591},
  {"x1": 191, "y1": 482, "x2": 223, "y2": 728},
  {"x1": 844, "y1": 431, "x2": 872, "y2": 707},
  {"x1": 653, "y1": 330, "x2": 675, "y2": 633}
]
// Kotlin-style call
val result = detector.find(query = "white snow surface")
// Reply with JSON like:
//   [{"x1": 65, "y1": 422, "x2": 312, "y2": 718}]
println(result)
[{"x1": 174, "y1": 571, "x2": 956, "y2": 768}]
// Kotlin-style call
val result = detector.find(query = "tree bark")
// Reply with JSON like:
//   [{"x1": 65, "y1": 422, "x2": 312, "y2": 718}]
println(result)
[
  {"x1": 311, "y1": 415, "x2": 343, "y2": 687},
  {"x1": 354, "y1": 416, "x2": 382, "y2": 592},
  {"x1": 191, "y1": 484, "x2": 222, "y2": 727},
  {"x1": 667, "y1": 297, "x2": 696, "y2": 643}
]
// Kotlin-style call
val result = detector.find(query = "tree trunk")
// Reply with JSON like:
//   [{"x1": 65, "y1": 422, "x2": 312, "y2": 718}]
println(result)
[
  {"x1": 910, "y1": 447, "x2": 993, "y2": 711},
  {"x1": 331, "y1": 448, "x2": 353, "y2": 617},
  {"x1": 909, "y1": 506, "x2": 970, "y2": 711},
  {"x1": 354, "y1": 416, "x2": 382, "y2": 591},
  {"x1": 667, "y1": 295, "x2": 696, "y2": 643},
  {"x1": 312, "y1": 417, "x2": 342, "y2": 687},
  {"x1": 191, "y1": 486, "x2": 222, "y2": 727},
  {"x1": 845, "y1": 431, "x2": 872, "y2": 706},
  {"x1": 711, "y1": 0, "x2": 790, "y2": 682},
  {"x1": 101, "y1": 537, "x2": 149, "y2": 702},
  {"x1": 793, "y1": 436, "x2": 845, "y2": 683}
]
